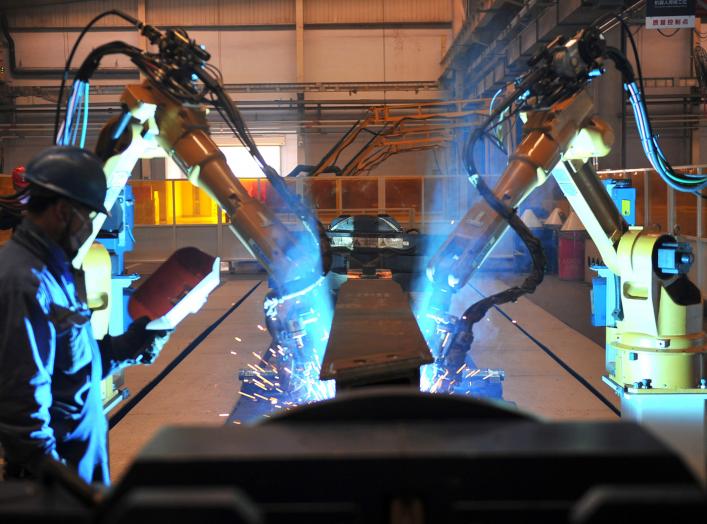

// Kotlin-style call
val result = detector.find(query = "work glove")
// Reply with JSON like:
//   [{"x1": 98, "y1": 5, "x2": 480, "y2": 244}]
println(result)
[{"x1": 118, "y1": 316, "x2": 173, "y2": 365}]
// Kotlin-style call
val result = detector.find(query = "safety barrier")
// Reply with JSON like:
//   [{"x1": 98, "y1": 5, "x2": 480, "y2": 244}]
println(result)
[
  {"x1": 126, "y1": 176, "x2": 450, "y2": 265},
  {"x1": 2, "y1": 170, "x2": 705, "y2": 297}
]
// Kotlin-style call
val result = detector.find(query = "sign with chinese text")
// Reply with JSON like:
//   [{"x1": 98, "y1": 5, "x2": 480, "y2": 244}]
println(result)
[{"x1": 646, "y1": 0, "x2": 695, "y2": 29}]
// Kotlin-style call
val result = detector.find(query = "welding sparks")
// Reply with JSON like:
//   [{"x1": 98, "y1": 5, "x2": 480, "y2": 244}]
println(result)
[
  {"x1": 257, "y1": 374, "x2": 275, "y2": 387},
  {"x1": 257, "y1": 324, "x2": 266, "y2": 332},
  {"x1": 230, "y1": 351, "x2": 238, "y2": 355},
  {"x1": 235, "y1": 336, "x2": 242, "y2": 342},
  {"x1": 218, "y1": 413, "x2": 229, "y2": 417},
  {"x1": 239, "y1": 391, "x2": 256, "y2": 400},
  {"x1": 430, "y1": 369, "x2": 449, "y2": 393},
  {"x1": 465, "y1": 368, "x2": 481, "y2": 379}
]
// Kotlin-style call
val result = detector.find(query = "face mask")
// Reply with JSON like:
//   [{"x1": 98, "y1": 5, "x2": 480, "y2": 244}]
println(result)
[{"x1": 60, "y1": 206, "x2": 94, "y2": 259}]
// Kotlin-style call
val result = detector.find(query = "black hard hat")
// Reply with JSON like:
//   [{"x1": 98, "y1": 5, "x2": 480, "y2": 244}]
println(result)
[{"x1": 25, "y1": 146, "x2": 109, "y2": 215}]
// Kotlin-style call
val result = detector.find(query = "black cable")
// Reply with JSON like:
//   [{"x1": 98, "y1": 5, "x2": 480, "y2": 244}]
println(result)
[
  {"x1": 614, "y1": 15, "x2": 705, "y2": 193},
  {"x1": 62, "y1": 15, "x2": 331, "y2": 270},
  {"x1": 463, "y1": 69, "x2": 541, "y2": 177},
  {"x1": 693, "y1": 46, "x2": 707, "y2": 94},
  {"x1": 53, "y1": 10, "x2": 142, "y2": 144},
  {"x1": 657, "y1": 28, "x2": 680, "y2": 38},
  {"x1": 617, "y1": 16, "x2": 646, "y2": 104},
  {"x1": 204, "y1": 69, "x2": 329, "y2": 237},
  {"x1": 439, "y1": 172, "x2": 546, "y2": 372},
  {"x1": 462, "y1": 174, "x2": 545, "y2": 320},
  {"x1": 442, "y1": 63, "x2": 554, "y2": 373}
]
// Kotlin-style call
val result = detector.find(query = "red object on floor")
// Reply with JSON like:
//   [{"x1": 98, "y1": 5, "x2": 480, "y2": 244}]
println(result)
[
  {"x1": 11, "y1": 165, "x2": 28, "y2": 191},
  {"x1": 558, "y1": 232, "x2": 585, "y2": 281}
]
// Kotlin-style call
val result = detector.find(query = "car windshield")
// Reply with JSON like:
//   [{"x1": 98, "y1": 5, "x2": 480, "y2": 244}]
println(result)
[{"x1": 328, "y1": 215, "x2": 402, "y2": 234}]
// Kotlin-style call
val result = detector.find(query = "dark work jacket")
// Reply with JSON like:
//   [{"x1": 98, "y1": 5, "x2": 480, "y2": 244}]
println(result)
[{"x1": 0, "y1": 220, "x2": 147, "y2": 485}]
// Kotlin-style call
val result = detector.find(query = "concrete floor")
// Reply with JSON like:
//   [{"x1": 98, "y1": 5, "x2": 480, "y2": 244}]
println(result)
[
  {"x1": 108, "y1": 272, "x2": 621, "y2": 483},
  {"x1": 109, "y1": 275, "x2": 270, "y2": 481},
  {"x1": 448, "y1": 275, "x2": 618, "y2": 419}
]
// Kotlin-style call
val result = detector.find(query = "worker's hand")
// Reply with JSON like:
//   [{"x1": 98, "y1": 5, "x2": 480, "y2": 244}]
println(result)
[
  {"x1": 123, "y1": 316, "x2": 173, "y2": 365},
  {"x1": 138, "y1": 326, "x2": 172, "y2": 365}
]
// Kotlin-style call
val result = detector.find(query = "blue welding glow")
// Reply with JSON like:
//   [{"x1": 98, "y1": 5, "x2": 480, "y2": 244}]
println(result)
[
  {"x1": 412, "y1": 116, "x2": 513, "y2": 395},
  {"x1": 411, "y1": 183, "x2": 459, "y2": 393},
  {"x1": 264, "y1": 223, "x2": 335, "y2": 404},
  {"x1": 283, "y1": 276, "x2": 335, "y2": 403}
]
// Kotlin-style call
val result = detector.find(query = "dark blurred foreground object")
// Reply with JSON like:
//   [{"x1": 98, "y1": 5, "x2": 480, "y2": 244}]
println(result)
[{"x1": 0, "y1": 388, "x2": 704, "y2": 523}]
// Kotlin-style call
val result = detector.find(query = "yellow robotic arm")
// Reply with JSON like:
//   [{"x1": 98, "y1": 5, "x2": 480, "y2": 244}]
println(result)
[
  {"x1": 79, "y1": 81, "x2": 323, "y2": 297},
  {"x1": 56, "y1": 18, "x2": 332, "y2": 384},
  {"x1": 424, "y1": 27, "x2": 705, "y2": 397},
  {"x1": 66, "y1": 26, "x2": 327, "y2": 299},
  {"x1": 421, "y1": 26, "x2": 705, "y2": 478}
]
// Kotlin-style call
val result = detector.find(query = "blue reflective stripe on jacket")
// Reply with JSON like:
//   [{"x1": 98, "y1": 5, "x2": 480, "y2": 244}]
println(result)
[{"x1": 0, "y1": 220, "x2": 109, "y2": 484}]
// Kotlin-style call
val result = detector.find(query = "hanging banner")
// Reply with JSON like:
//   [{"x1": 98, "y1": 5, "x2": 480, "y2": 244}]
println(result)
[{"x1": 646, "y1": 0, "x2": 695, "y2": 29}]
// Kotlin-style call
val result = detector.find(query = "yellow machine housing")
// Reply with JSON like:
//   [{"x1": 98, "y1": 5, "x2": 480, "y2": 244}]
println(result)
[{"x1": 609, "y1": 228, "x2": 705, "y2": 391}]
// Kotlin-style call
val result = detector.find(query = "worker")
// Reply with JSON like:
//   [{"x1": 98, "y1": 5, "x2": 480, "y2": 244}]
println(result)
[{"x1": 0, "y1": 146, "x2": 171, "y2": 486}]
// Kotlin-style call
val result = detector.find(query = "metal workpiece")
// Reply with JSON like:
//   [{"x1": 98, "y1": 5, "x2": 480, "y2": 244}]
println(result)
[{"x1": 320, "y1": 279, "x2": 433, "y2": 389}]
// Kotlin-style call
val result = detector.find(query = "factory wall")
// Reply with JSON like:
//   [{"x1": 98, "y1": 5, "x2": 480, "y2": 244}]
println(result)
[
  {"x1": 624, "y1": 27, "x2": 695, "y2": 168},
  {"x1": 1, "y1": 1, "x2": 452, "y2": 178},
  {"x1": 4, "y1": 0, "x2": 453, "y2": 28}
]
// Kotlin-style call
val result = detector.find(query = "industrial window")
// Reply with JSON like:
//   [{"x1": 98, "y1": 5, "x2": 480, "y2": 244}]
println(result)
[{"x1": 165, "y1": 145, "x2": 281, "y2": 179}]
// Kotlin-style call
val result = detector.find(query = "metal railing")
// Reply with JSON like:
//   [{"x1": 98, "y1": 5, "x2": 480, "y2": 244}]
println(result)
[{"x1": 3, "y1": 170, "x2": 705, "y2": 297}]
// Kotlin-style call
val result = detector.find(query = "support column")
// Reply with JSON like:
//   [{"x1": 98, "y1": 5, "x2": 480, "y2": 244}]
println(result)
[
  {"x1": 452, "y1": 0, "x2": 466, "y2": 40},
  {"x1": 690, "y1": 22, "x2": 704, "y2": 299},
  {"x1": 692, "y1": 18, "x2": 702, "y2": 165},
  {"x1": 138, "y1": 0, "x2": 151, "y2": 179},
  {"x1": 296, "y1": 0, "x2": 306, "y2": 165}
]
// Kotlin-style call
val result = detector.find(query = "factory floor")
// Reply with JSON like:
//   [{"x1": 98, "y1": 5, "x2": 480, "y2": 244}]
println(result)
[{"x1": 108, "y1": 271, "x2": 620, "y2": 483}]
